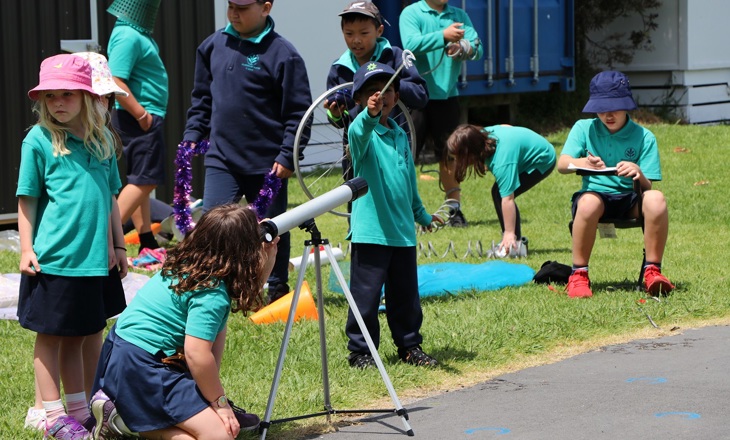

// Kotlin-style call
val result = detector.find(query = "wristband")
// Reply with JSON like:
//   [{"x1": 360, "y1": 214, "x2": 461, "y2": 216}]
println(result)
[
  {"x1": 136, "y1": 111, "x2": 149, "y2": 121},
  {"x1": 326, "y1": 108, "x2": 342, "y2": 122},
  {"x1": 114, "y1": 246, "x2": 127, "y2": 251}
]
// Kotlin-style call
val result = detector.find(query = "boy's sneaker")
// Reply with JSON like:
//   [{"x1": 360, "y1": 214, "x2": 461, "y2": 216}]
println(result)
[
  {"x1": 566, "y1": 270, "x2": 593, "y2": 298},
  {"x1": 348, "y1": 352, "x2": 376, "y2": 369},
  {"x1": 398, "y1": 346, "x2": 438, "y2": 367},
  {"x1": 448, "y1": 209, "x2": 468, "y2": 228},
  {"x1": 90, "y1": 390, "x2": 138, "y2": 439},
  {"x1": 228, "y1": 401, "x2": 261, "y2": 432},
  {"x1": 644, "y1": 265, "x2": 675, "y2": 296},
  {"x1": 45, "y1": 414, "x2": 92, "y2": 440},
  {"x1": 24, "y1": 407, "x2": 46, "y2": 431},
  {"x1": 267, "y1": 283, "x2": 290, "y2": 304}
]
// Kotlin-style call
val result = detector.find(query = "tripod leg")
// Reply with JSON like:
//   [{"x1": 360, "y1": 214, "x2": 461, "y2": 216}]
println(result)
[
  {"x1": 313, "y1": 247, "x2": 333, "y2": 420},
  {"x1": 260, "y1": 244, "x2": 313, "y2": 440},
  {"x1": 324, "y1": 245, "x2": 415, "y2": 436}
]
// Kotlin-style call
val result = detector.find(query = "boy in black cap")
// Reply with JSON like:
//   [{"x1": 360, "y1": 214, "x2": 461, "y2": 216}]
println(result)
[
  {"x1": 557, "y1": 70, "x2": 674, "y2": 298},
  {"x1": 326, "y1": 1, "x2": 428, "y2": 206},
  {"x1": 345, "y1": 61, "x2": 440, "y2": 368}
]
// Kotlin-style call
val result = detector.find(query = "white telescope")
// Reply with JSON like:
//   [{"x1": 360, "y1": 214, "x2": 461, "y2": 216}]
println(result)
[{"x1": 260, "y1": 177, "x2": 368, "y2": 242}]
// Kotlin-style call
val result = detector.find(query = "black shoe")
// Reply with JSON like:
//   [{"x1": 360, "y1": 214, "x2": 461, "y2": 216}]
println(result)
[
  {"x1": 348, "y1": 352, "x2": 376, "y2": 369},
  {"x1": 228, "y1": 400, "x2": 261, "y2": 432},
  {"x1": 398, "y1": 346, "x2": 438, "y2": 367},
  {"x1": 448, "y1": 209, "x2": 468, "y2": 228},
  {"x1": 267, "y1": 283, "x2": 290, "y2": 304}
]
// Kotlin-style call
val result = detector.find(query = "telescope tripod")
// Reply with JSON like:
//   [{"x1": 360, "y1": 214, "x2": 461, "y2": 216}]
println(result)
[{"x1": 259, "y1": 219, "x2": 414, "y2": 439}]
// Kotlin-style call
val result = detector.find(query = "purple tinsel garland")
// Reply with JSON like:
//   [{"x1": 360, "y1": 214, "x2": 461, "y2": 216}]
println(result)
[
  {"x1": 251, "y1": 170, "x2": 282, "y2": 220},
  {"x1": 173, "y1": 139, "x2": 282, "y2": 236},
  {"x1": 173, "y1": 140, "x2": 210, "y2": 236}
]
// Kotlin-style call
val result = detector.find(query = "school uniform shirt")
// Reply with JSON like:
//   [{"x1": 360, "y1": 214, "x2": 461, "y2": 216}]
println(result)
[
  {"x1": 484, "y1": 125, "x2": 557, "y2": 197},
  {"x1": 562, "y1": 117, "x2": 662, "y2": 194},
  {"x1": 183, "y1": 17, "x2": 312, "y2": 174},
  {"x1": 115, "y1": 272, "x2": 230, "y2": 357},
  {"x1": 327, "y1": 37, "x2": 429, "y2": 111},
  {"x1": 347, "y1": 110, "x2": 432, "y2": 246},
  {"x1": 16, "y1": 126, "x2": 122, "y2": 276},
  {"x1": 399, "y1": 0, "x2": 483, "y2": 100},
  {"x1": 107, "y1": 21, "x2": 169, "y2": 117}
]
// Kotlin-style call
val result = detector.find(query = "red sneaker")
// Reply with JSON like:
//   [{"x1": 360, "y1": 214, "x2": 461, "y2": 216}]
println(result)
[
  {"x1": 644, "y1": 265, "x2": 675, "y2": 296},
  {"x1": 566, "y1": 270, "x2": 593, "y2": 298}
]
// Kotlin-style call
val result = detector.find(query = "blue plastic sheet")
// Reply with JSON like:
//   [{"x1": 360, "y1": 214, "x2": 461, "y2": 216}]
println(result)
[{"x1": 328, "y1": 260, "x2": 535, "y2": 297}]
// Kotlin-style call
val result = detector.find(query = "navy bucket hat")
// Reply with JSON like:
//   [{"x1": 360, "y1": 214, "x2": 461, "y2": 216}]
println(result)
[
  {"x1": 583, "y1": 71, "x2": 637, "y2": 113},
  {"x1": 352, "y1": 61, "x2": 398, "y2": 98}
]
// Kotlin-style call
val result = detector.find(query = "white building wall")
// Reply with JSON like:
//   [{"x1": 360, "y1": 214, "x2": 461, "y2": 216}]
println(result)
[{"x1": 590, "y1": 0, "x2": 730, "y2": 123}]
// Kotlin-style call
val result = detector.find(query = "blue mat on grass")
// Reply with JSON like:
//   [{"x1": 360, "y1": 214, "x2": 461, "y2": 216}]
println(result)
[{"x1": 328, "y1": 260, "x2": 535, "y2": 297}]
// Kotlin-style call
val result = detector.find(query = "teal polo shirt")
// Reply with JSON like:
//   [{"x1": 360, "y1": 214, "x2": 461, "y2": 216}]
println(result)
[
  {"x1": 108, "y1": 21, "x2": 169, "y2": 116},
  {"x1": 115, "y1": 272, "x2": 231, "y2": 357},
  {"x1": 16, "y1": 125, "x2": 122, "y2": 276},
  {"x1": 484, "y1": 125, "x2": 557, "y2": 197},
  {"x1": 562, "y1": 117, "x2": 662, "y2": 194},
  {"x1": 347, "y1": 111, "x2": 432, "y2": 246},
  {"x1": 400, "y1": 0, "x2": 483, "y2": 100}
]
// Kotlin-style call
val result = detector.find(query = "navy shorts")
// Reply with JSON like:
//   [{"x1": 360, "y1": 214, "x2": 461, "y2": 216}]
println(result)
[
  {"x1": 112, "y1": 110, "x2": 166, "y2": 186},
  {"x1": 412, "y1": 97, "x2": 461, "y2": 161},
  {"x1": 18, "y1": 272, "x2": 109, "y2": 336},
  {"x1": 94, "y1": 326, "x2": 209, "y2": 432},
  {"x1": 104, "y1": 267, "x2": 127, "y2": 319},
  {"x1": 571, "y1": 191, "x2": 639, "y2": 220}
]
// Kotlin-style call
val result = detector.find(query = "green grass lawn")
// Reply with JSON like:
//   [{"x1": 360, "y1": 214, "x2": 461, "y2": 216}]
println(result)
[{"x1": 1, "y1": 123, "x2": 729, "y2": 439}]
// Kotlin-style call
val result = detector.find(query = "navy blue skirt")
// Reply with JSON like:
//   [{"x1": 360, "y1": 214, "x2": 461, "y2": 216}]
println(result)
[
  {"x1": 94, "y1": 326, "x2": 209, "y2": 433},
  {"x1": 104, "y1": 267, "x2": 127, "y2": 319},
  {"x1": 18, "y1": 272, "x2": 109, "y2": 336}
]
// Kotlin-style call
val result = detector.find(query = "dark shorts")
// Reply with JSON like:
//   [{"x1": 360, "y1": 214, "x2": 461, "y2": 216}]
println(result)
[
  {"x1": 112, "y1": 110, "x2": 166, "y2": 186},
  {"x1": 104, "y1": 267, "x2": 127, "y2": 319},
  {"x1": 571, "y1": 191, "x2": 639, "y2": 220},
  {"x1": 412, "y1": 97, "x2": 461, "y2": 161},
  {"x1": 94, "y1": 326, "x2": 209, "y2": 432},
  {"x1": 18, "y1": 272, "x2": 109, "y2": 336}
]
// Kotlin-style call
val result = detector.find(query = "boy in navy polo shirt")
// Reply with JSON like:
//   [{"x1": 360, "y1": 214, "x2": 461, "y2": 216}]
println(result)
[
  {"x1": 558, "y1": 71, "x2": 674, "y2": 299},
  {"x1": 345, "y1": 62, "x2": 441, "y2": 369},
  {"x1": 183, "y1": 0, "x2": 312, "y2": 304}
]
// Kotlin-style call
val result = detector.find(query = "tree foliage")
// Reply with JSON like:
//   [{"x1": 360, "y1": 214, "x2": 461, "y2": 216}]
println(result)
[{"x1": 576, "y1": 0, "x2": 662, "y2": 69}]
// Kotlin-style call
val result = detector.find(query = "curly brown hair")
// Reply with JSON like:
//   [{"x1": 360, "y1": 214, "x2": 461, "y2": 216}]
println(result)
[
  {"x1": 161, "y1": 204, "x2": 265, "y2": 314},
  {"x1": 446, "y1": 124, "x2": 498, "y2": 183}
]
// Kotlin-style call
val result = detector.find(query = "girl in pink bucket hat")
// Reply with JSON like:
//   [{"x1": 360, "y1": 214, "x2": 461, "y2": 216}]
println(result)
[{"x1": 17, "y1": 53, "x2": 127, "y2": 440}]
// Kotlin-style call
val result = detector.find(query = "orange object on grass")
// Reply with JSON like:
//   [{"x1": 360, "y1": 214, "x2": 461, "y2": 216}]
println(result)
[
  {"x1": 249, "y1": 281, "x2": 318, "y2": 324},
  {"x1": 124, "y1": 222, "x2": 162, "y2": 245}
]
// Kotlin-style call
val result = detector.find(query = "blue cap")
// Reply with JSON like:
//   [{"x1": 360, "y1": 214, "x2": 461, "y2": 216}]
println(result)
[
  {"x1": 351, "y1": 61, "x2": 397, "y2": 98},
  {"x1": 582, "y1": 71, "x2": 637, "y2": 113}
]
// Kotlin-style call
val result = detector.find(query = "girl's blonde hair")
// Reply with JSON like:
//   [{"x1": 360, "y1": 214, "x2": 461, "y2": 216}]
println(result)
[{"x1": 33, "y1": 91, "x2": 115, "y2": 161}]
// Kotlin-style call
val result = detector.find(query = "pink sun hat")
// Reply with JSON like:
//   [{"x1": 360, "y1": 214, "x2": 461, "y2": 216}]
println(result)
[
  {"x1": 74, "y1": 52, "x2": 129, "y2": 97},
  {"x1": 28, "y1": 54, "x2": 98, "y2": 100}
]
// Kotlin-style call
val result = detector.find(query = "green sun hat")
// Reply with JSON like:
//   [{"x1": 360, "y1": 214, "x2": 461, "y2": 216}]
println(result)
[{"x1": 107, "y1": 0, "x2": 161, "y2": 33}]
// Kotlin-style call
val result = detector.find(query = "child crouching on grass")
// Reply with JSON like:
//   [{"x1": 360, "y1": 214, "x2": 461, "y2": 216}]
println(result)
[
  {"x1": 345, "y1": 62, "x2": 442, "y2": 369},
  {"x1": 90, "y1": 204, "x2": 277, "y2": 439}
]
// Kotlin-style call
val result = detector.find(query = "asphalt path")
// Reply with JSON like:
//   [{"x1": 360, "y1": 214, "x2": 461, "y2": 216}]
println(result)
[{"x1": 314, "y1": 325, "x2": 730, "y2": 439}]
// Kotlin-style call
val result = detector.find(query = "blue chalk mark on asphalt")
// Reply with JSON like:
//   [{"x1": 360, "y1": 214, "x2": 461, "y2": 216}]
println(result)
[
  {"x1": 655, "y1": 412, "x2": 701, "y2": 420},
  {"x1": 465, "y1": 427, "x2": 511, "y2": 435},
  {"x1": 626, "y1": 377, "x2": 667, "y2": 384}
]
